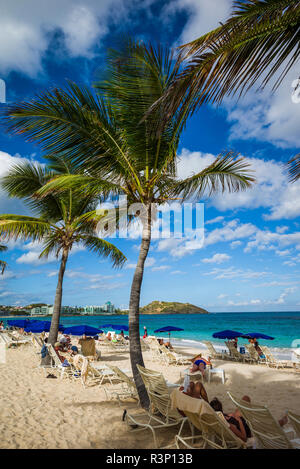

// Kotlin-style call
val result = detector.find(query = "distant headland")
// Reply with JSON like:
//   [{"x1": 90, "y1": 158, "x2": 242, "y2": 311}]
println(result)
[{"x1": 140, "y1": 301, "x2": 209, "y2": 315}]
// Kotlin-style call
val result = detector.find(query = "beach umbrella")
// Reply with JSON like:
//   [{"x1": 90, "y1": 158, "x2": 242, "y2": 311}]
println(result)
[
  {"x1": 212, "y1": 330, "x2": 244, "y2": 340},
  {"x1": 100, "y1": 323, "x2": 129, "y2": 331},
  {"x1": 7, "y1": 319, "x2": 31, "y2": 328},
  {"x1": 154, "y1": 326, "x2": 184, "y2": 340},
  {"x1": 24, "y1": 320, "x2": 64, "y2": 333},
  {"x1": 242, "y1": 332, "x2": 274, "y2": 340},
  {"x1": 62, "y1": 325, "x2": 103, "y2": 336}
]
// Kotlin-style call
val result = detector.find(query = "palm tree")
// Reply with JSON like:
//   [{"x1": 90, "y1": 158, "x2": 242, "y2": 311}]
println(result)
[
  {"x1": 0, "y1": 244, "x2": 7, "y2": 274},
  {"x1": 3, "y1": 41, "x2": 254, "y2": 406},
  {"x1": 0, "y1": 158, "x2": 126, "y2": 345},
  {"x1": 157, "y1": 0, "x2": 300, "y2": 119}
]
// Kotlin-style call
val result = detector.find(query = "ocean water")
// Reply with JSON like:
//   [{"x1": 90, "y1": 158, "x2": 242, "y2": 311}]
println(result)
[{"x1": 5, "y1": 311, "x2": 300, "y2": 353}]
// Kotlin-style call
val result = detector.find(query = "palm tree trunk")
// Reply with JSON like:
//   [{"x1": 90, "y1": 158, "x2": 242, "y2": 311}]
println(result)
[
  {"x1": 129, "y1": 205, "x2": 151, "y2": 408},
  {"x1": 48, "y1": 248, "x2": 69, "y2": 346}
]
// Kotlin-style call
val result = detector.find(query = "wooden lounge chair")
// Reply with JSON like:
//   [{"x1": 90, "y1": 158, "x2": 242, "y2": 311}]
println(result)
[
  {"x1": 171, "y1": 389, "x2": 246, "y2": 449},
  {"x1": 202, "y1": 340, "x2": 227, "y2": 360},
  {"x1": 124, "y1": 366, "x2": 187, "y2": 448},
  {"x1": 260, "y1": 346, "x2": 291, "y2": 369},
  {"x1": 287, "y1": 411, "x2": 300, "y2": 438},
  {"x1": 228, "y1": 392, "x2": 300, "y2": 449}
]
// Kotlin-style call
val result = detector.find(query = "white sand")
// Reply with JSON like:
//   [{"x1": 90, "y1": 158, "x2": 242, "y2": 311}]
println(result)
[{"x1": 0, "y1": 343, "x2": 299, "y2": 449}]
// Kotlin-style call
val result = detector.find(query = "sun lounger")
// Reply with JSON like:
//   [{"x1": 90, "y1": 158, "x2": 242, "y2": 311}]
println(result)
[
  {"x1": 107, "y1": 365, "x2": 139, "y2": 403},
  {"x1": 171, "y1": 389, "x2": 246, "y2": 449},
  {"x1": 159, "y1": 345, "x2": 191, "y2": 366},
  {"x1": 0, "y1": 332, "x2": 29, "y2": 347},
  {"x1": 124, "y1": 365, "x2": 187, "y2": 448},
  {"x1": 244, "y1": 344, "x2": 266, "y2": 364},
  {"x1": 225, "y1": 341, "x2": 254, "y2": 363},
  {"x1": 287, "y1": 411, "x2": 300, "y2": 438},
  {"x1": 260, "y1": 346, "x2": 292, "y2": 369},
  {"x1": 228, "y1": 392, "x2": 300, "y2": 449},
  {"x1": 202, "y1": 340, "x2": 227, "y2": 360}
]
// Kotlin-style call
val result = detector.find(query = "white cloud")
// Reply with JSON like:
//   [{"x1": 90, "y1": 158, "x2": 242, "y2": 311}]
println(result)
[
  {"x1": 0, "y1": 1, "x2": 151, "y2": 76},
  {"x1": 152, "y1": 265, "x2": 170, "y2": 272},
  {"x1": 125, "y1": 256, "x2": 156, "y2": 269},
  {"x1": 206, "y1": 216, "x2": 225, "y2": 225},
  {"x1": 163, "y1": 0, "x2": 231, "y2": 45},
  {"x1": 225, "y1": 69, "x2": 300, "y2": 149},
  {"x1": 230, "y1": 240, "x2": 242, "y2": 249},
  {"x1": 202, "y1": 253, "x2": 231, "y2": 264},
  {"x1": 204, "y1": 267, "x2": 269, "y2": 280},
  {"x1": 177, "y1": 149, "x2": 300, "y2": 220}
]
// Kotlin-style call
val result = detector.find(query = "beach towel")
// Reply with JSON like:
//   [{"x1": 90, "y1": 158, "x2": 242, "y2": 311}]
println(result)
[{"x1": 170, "y1": 389, "x2": 215, "y2": 416}]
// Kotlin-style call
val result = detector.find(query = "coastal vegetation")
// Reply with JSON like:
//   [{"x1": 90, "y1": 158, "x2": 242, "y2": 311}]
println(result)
[
  {"x1": 140, "y1": 301, "x2": 209, "y2": 315},
  {"x1": 2, "y1": 41, "x2": 254, "y2": 406}
]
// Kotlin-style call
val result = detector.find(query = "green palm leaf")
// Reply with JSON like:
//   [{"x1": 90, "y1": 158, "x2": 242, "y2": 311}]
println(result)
[{"x1": 158, "y1": 0, "x2": 300, "y2": 119}]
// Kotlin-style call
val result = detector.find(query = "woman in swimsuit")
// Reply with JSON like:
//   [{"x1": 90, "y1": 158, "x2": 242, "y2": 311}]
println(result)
[{"x1": 190, "y1": 354, "x2": 212, "y2": 377}]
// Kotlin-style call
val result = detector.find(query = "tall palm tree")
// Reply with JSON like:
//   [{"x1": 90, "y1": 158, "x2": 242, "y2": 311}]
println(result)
[
  {"x1": 0, "y1": 244, "x2": 7, "y2": 274},
  {"x1": 157, "y1": 0, "x2": 300, "y2": 119},
  {"x1": 3, "y1": 41, "x2": 254, "y2": 406},
  {"x1": 0, "y1": 158, "x2": 126, "y2": 344}
]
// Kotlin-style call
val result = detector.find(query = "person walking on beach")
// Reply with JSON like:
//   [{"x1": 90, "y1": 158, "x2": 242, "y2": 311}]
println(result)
[{"x1": 143, "y1": 326, "x2": 148, "y2": 339}]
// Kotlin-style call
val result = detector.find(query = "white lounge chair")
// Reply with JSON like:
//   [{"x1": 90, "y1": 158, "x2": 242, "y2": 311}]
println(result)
[{"x1": 228, "y1": 392, "x2": 300, "y2": 449}]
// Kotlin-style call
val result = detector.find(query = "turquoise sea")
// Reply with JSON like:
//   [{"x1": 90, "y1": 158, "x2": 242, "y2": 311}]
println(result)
[{"x1": 5, "y1": 311, "x2": 300, "y2": 352}]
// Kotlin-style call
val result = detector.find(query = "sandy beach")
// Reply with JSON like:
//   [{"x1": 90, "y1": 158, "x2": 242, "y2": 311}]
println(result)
[{"x1": 0, "y1": 341, "x2": 299, "y2": 449}]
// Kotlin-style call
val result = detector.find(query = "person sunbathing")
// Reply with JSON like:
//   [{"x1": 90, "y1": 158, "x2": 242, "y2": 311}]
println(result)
[
  {"x1": 190, "y1": 354, "x2": 212, "y2": 377},
  {"x1": 177, "y1": 381, "x2": 209, "y2": 417},
  {"x1": 209, "y1": 397, "x2": 249, "y2": 442},
  {"x1": 157, "y1": 338, "x2": 173, "y2": 350},
  {"x1": 228, "y1": 395, "x2": 288, "y2": 428}
]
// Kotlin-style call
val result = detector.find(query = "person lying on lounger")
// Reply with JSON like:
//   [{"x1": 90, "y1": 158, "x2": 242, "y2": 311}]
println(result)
[
  {"x1": 190, "y1": 354, "x2": 212, "y2": 377},
  {"x1": 177, "y1": 381, "x2": 209, "y2": 417},
  {"x1": 157, "y1": 338, "x2": 173, "y2": 350}
]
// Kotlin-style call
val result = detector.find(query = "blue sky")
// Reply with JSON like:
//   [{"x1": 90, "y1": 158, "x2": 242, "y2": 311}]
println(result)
[{"x1": 0, "y1": 0, "x2": 299, "y2": 312}]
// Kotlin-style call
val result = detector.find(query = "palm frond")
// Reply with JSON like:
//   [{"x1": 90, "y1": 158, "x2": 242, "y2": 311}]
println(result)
[
  {"x1": 158, "y1": 0, "x2": 300, "y2": 120},
  {"x1": 287, "y1": 153, "x2": 300, "y2": 182},
  {"x1": 0, "y1": 260, "x2": 7, "y2": 275},
  {"x1": 173, "y1": 151, "x2": 255, "y2": 200},
  {"x1": 80, "y1": 235, "x2": 126, "y2": 267},
  {"x1": 0, "y1": 244, "x2": 8, "y2": 252},
  {"x1": 0, "y1": 215, "x2": 51, "y2": 241}
]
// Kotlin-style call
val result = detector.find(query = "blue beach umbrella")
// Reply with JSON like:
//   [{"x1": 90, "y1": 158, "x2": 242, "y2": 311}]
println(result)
[
  {"x1": 7, "y1": 319, "x2": 31, "y2": 328},
  {"x1": 242, "y1": 332, "x2": 274, "y2": 340},
  {"x1": 63, "y1": 325, "x2": 103, "y2": 336},
  {"x1": 154, "y1": 326, "x2": 184, "y2": 340},
  {"x1": 212, "y1": 330, "x2": 244, "y2": 340},
  {"x1": 25, "y1": 320, "x2": 64, "y2": 333},
  {"x1": 100, "y1": 324, "x2": 129, "y2": 331}
]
